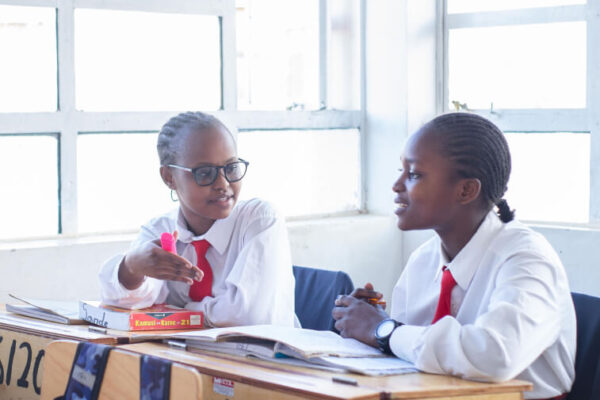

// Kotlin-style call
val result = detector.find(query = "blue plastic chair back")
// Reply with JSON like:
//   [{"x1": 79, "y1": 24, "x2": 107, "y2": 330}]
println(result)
[
  {"x1": 293, "y1": 265, "x2": 354, "y2": 331},
  {"x1": 568, "y1": 292, "x2": 600, "y2": 400}
]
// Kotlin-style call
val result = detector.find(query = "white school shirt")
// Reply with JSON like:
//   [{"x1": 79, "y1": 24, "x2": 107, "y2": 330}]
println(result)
[
  {"x1": 388, "y1": 211, "x2": 576, "y2": 399},
  {"x1": 99, "y1": 198, "x2": 297, "y2": 328}
]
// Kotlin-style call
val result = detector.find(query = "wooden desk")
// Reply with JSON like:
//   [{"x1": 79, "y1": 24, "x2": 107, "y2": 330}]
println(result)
[
  {"x1": 0, "y1": 308, "x2": 126, "y2": 400},
  {"x1": 0, "y1": 308, "x2": 188, "y2": 400},
  {"x1": 120, "y1": 342, "x2": 533, "y2": 400}
]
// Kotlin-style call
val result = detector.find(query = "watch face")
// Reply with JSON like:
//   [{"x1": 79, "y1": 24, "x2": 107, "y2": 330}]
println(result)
[{"x1": 376, "y1": 319, "x2": 396, "y2": 338}]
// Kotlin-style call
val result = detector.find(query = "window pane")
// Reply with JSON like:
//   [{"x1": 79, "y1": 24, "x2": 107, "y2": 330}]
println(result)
[
  {"x1": 0, "y1": 6, "x2": 57, "y2": 112},
  {"x1": 449, "y1": 22, "x2": 586, "y2": 110},
  {"x1": 505, "y1": 132, "x2": 589, "y2": 223},
  {"x1": 236, "y1": 0, "x2": 320, "y2": 110},
  {"x1": 448, "y1": 0, "x2": 585, "y2": 14},
  {"x1": 237, "y1": 129, "x2": 360, "y2": 216},
  {"x1": 328, "y1": 0, "x2": 361, "y2": 110},
  {"x1": 0, "y1": 135, "x2": 58, "y2": 239},
  {"x1": 75, "y1": 10, "x2": 221, "y2": 112},
  {"x1": 78, "y1": 133, "x2": 174, "y2": 233}
]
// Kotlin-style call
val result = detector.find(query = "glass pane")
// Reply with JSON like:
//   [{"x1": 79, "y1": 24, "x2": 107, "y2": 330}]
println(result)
[
  {"x1": 78, "y1": 133, "x2": 174, "y2": 233},
  {"x1": 448, "y1": 0, "x2": 585, "y2": 14},
  {"x1": 75, "y1": 10, "x2": 221, "y2": 112},
  {"x1": 328, "y1": 0, "x2": 361, "y2": 110},
  {"x1": 0, "y1": 6, "x2": 57, "y2": 112},
  {"x1": 236, "y1": 0, "x2": 320, "y2": 110},
  {"x1": 0, "y1": 135, "x2": 58, "y2": 239},
  {"x1": 449, "y1": 22, "x2": 586, "y2": 109},
  {"x1": 237, "y1": 129, "x2": 360, "y2": 216},
  {"x1": 505, "y1": 132, "x2": 589, "y2": 223}
]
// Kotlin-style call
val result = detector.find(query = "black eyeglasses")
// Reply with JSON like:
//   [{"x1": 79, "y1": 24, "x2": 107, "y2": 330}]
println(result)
[{"x1": 168, "y1": 159, "x2": 249, "y2": 186}]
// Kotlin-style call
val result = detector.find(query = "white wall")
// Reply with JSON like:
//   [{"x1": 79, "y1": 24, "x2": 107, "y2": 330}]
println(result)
[
  {"x1": 0, "y1": 216, "x2": 402, "y2": 303},
  {"x1": 401, "y1": 224, "x2": 600, "y2": 298}
]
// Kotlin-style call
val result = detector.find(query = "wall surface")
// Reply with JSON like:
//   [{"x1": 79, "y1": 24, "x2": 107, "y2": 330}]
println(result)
[
  {"x1": 0, "y1": 216, "x2": 403, "y2": 304},
  {"x1": 401, "y1": 224, "x2": 600, "y2": 298}
]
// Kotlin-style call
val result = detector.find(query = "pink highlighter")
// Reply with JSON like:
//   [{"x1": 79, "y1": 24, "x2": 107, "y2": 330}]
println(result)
[{"x1": 160, "y1": 232, "x2": 177, "y2": 254}]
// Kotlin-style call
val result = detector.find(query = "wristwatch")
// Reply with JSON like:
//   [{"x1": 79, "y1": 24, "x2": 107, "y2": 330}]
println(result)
[{"x1": 375, "y1": 318, "x2": 403, "y2": 355}]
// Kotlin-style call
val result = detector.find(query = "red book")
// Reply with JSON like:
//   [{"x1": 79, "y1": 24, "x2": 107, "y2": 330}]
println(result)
[{"x1": 79, "y1": 301, "x2": 203, "y2": 331}]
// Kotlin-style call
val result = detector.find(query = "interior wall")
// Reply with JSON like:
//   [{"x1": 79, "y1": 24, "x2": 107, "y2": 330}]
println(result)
[
  {"x1": 0, "y1": 216, "x2": 403, "y2": 303},
  {"x1": 401, "y1": 225, "x2": 600, "y2": 298}
]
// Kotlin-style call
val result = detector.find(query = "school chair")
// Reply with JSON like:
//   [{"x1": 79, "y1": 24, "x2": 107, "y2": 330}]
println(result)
[
  {"x1": 293, "y1": 265, "x2": 354, "y2": 331},
  {"x1": 568, "y1": 292, "x2": 600, "y2": 400},
  {"x1": 41, "y1": 340, "x2": 203, "y2": 400}
]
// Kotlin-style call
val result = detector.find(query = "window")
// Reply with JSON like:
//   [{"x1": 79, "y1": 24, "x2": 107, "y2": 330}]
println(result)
[
  {"x1": 443, "y1": 0, "x2": 598, "y2": 224},
  {"x1": 0, "y1": 0, "x2": 363, "y2": 239}
]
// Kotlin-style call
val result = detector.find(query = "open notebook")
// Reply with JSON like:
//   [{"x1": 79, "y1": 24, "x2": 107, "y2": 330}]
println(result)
[
  {"x1": 7, "y1": 294, "x2": 85, "y2": 324},
  {"x1": 168, "y1": 324, "x2": 417, "y2": 376}
]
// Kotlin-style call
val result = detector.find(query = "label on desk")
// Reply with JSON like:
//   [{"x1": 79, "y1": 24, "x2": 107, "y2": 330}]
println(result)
[
  {"x1": 0, "y1": 328, "x2": 51, "y2": 400},
  {"x1": 213, "y1": 377, "x2": 235, "y2": 397}
]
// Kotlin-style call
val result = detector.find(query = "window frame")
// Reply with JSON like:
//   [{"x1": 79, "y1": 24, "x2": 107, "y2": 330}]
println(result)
[
  {"x1": 439, "y1": 0, "x2": 600, "y2": 224},
  {"x1": 0, "y1": 0, "x2": 366, "y2": 237}
]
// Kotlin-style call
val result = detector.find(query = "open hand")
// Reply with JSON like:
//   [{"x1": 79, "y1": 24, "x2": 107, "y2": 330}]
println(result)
[{"x1": 119, "y1": 240, "x2": 203, "y2": 289}]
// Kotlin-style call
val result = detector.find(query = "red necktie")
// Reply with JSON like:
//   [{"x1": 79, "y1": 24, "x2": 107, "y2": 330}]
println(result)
[
  {"x1": 431, "y1": 266, "x2": 457, "y2": 324},
  {"x1": 189, "y1": 239, "x2": 213, "y2": 302}
]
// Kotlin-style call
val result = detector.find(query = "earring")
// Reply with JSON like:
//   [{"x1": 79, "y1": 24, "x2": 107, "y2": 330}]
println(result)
[{"x1": 170, "y1": 190, "x2": 178, "y2": 202}]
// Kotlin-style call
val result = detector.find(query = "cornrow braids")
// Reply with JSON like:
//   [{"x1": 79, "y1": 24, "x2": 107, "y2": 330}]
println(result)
[
  {"x1": 425, "y1": 112, "x2": 515, "y2": 223},
  {"x1": 157, "y1": 111, "x2": 231, "y2": 166}
]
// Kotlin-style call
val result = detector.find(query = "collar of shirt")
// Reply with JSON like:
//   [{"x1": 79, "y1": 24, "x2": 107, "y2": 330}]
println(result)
[
  {"x1": 435, "y1": 211, "x2": 504, "y2": 291},
  {"x1": 173, "y1": 206, "x2": 237, "y2": 255}
]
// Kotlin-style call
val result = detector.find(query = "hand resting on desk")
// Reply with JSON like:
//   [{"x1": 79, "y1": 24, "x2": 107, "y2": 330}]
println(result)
[{"x1": 332, "y1": 289, "x2": 388, "y2": 348}]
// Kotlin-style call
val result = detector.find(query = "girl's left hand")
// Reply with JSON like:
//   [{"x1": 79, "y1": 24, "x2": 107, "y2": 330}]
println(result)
[{"x1": 332, "y1": 295, "x2": 388, "y2": 347}]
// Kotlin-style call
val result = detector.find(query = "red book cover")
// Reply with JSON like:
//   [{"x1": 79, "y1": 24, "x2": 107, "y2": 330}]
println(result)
[{"x1": 79, "y1": 301, "x2": 203, "y2": 331}]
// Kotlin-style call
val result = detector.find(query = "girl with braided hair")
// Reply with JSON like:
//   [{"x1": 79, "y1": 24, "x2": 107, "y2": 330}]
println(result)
[
  {"x1": 99, "y1": 111, "x2": 297, "y2": 327},
  {"x1": 333, "y1": 113, "x2": 575, "y2": 399}
]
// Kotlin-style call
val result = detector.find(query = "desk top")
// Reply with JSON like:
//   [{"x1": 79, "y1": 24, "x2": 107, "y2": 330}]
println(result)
[
  {"x1": 0, "y1": 306, "x2": 195, "y2": 344},
  {"x1": 122, "y1": 342, "x2": 533, "y2": 400}
]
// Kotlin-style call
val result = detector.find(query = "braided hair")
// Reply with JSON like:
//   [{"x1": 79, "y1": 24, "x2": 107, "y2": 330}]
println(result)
[
  {"x1": 424, "y1": 112, "x2": 515, "y2": 223},
  {"x1": 157, "y1": 111, "x2": 232, "y2": 166}
]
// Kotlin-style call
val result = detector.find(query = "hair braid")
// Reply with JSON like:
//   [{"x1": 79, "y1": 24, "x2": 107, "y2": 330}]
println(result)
[
  {"x1": 157, "y1": 111, "x2": 230, "y2": 166},
  {"x1": 426, "y1": 112, "x2": 515, "y2": 223}
]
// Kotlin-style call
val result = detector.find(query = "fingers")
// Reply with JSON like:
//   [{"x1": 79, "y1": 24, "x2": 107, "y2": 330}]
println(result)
[
  {"x1": 350, "y1": 287, "x2": 383, "y2": 301},
  {"x1": 334, "y1": 295, "x2": 358, "y2": 307},
  {"x1": 147, "y1": 249, "x2": 203, "y2": 283}
]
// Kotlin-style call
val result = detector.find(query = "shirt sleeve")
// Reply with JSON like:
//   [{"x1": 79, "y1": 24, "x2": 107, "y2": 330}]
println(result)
[
  {"x1": 184, "y1": 207, "x2": 296, "y2": 327},
  {"x1": 389, "y1": 250, "x2": 562, "y2": 382},
  {"x1": 98, "y1": 224, "x2": 169, "y2": 309}
]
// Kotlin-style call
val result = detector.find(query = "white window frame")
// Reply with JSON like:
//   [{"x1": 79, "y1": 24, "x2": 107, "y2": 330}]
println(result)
[
  {"x1": 0, "y1": 0, "x2": 366, "y2": 237},
  {"x1": 439, "y1": 0, "x2": 600, "y2": 224}
]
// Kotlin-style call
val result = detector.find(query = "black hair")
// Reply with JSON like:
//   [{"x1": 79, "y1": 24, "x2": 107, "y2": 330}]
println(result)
[
  {"x1": 424, "y1": 112, "x2": 515, "y2": 223},
  {"x1": 157, "y1": 111, "x2": 233, "y2": 166}
]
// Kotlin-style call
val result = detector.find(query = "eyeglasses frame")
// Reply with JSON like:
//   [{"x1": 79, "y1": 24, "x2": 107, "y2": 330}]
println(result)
[{"x1": 167, "y1": 158, "x2": 249, "y2": 186}]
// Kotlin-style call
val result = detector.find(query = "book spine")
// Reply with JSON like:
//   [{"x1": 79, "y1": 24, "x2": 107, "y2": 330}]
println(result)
[{"x1": 128, "y1": 311, "x2": 204, "y2": 331}]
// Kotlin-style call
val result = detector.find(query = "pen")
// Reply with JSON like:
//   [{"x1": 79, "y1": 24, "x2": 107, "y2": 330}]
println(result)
[
  {"x1": 367, "y1": 298, "x2": 386, "y2": 307},
  {"x1": 332, "y1": 376, "x2": 358, "y2": 386},
  {"x1": 88, "y1": 326, "x2": 107, "y2": 334}
]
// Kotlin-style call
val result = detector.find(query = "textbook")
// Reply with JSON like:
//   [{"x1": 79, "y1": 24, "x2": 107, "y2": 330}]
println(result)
[
  {"x1": 169, "y1": 324, "x2": 417, "y2": 375},
  {"x1": 79, "y1": 301, "x2": 204, "y2": 331},
  {"x1": 7, "y1": 294, "x2": 85, "y2": 324}
]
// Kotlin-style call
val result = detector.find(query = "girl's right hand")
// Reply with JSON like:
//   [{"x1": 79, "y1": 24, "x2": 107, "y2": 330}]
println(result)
[
  {"x1": 119, "y1": 240, "x2": 203, "y2": 290},
  {"x1": 338, "y1": 282, "x2": 386, "y2": 309}
]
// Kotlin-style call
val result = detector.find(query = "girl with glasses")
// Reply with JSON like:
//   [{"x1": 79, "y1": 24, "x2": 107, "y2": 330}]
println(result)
[
  {"x1": 99, "y1": 111, "x2": 297, "y2": 328},
  {"x1": 332, "y1": 113, "x2": 575, "y2": 399}
]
